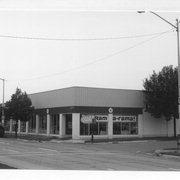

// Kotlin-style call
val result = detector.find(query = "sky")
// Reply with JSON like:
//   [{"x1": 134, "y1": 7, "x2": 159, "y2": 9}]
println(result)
[{"x1": 0, "y1": 0, "x2": 180, "y2": 103}]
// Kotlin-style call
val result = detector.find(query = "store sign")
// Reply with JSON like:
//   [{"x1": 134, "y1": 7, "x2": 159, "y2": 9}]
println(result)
[
  {"x1": 95, "y1": 115, "x2": 108, "y2": 121},
  {"x1": 81, "y1": 115, "x2": 136, "y2": 123},
  {"x1": 81, "y1": 115, "x2": 95, "y2": 124},
  {"x1": 81, "y1": 115, "x2": 108, "y2": 123},
  {"x1": 113, "y1": 116, "x2": 136, "y2": 122},
  {"x1": 108, "y1": 108, "x2": 113, "y2": 114}
]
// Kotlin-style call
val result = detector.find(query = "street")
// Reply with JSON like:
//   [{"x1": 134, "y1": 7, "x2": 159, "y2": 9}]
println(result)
[{"x1": 0, "y1": 138, "x2": 180, "y2": 170}]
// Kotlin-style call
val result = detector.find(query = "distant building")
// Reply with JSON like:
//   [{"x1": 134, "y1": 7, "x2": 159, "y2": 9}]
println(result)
[{"x1": 5, "y1": 86, "x2": 180, "y2": 140}]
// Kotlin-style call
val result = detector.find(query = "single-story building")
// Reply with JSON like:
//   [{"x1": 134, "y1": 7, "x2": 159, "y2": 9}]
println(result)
[{"x1": 5, "y1": 86, "x2": 180, "y2": 140}]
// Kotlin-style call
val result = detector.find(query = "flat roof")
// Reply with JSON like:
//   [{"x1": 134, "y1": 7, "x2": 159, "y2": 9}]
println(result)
[
  {"x1": 29, "y1": 86, "x2": 142, "y2": 95},
  {"x1": 29, "y1": 86, "x2": 144, "y2": 109}
]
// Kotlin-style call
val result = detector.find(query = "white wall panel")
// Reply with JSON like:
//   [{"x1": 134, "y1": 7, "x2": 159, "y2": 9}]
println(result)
[{"x1": 142, "y1": 111, "x2": 174, "y2": 137}]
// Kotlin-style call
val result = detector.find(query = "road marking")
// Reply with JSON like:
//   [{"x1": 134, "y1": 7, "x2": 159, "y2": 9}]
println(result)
[
  {"x1": 120, "y1": 140, "x2": 149, "y2": 143},
  {"x1": 38, "y1": 148, "x2": 58, "y2": 152},
  {"x1": 0, "y1": 141, "x2": 10, "y2": 145},
  {"x1": 1, "y1": 149, "x2": 19, "y2": 153},
  {"x1": 95, "y1": 142, "x2": 112, "y2": 144},
  {"x1": 0, "y1": 153, "x2": 57, "y2": 158},
  {"x1": 24, "y1": 151, "x2": 45, "y2": 154}
]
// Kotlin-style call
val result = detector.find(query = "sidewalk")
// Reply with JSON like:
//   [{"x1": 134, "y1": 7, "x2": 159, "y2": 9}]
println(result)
[
  {"x1": 3, "y1": 133, "x2": 60, "y2": 142},
  {"x1": 2, "y1": 133, "x2": 177, "y2": 143},
  {"x1": 85, "y1": 136, "x2": 177, "y2": 143}
]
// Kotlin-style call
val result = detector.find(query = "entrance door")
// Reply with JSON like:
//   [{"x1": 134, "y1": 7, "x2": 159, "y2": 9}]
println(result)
[{"x1": 65, "y1": 114, "x2": 72, "y2": 135}]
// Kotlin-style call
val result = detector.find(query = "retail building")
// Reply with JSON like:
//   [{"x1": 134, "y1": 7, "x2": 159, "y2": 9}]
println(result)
[{"x1": 5, "y1": 86, "x2": 180, "y2": 140}]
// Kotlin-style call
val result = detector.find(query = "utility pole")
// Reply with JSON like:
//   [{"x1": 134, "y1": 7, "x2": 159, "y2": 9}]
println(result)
[{"x1": 0, "y1": 78, "x2": 5, "y2": 126}]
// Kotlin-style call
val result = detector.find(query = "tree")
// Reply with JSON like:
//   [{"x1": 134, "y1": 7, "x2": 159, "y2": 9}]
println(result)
[
  {"x1": 6, "y1": 88, "x2": 34, "y2": 137},
  {"x1": 143, "y1": 65, "x2": 178, "y2": 137}
]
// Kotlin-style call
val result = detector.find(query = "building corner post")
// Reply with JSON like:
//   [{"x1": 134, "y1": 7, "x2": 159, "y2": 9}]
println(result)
[
  {"x1": 26, "y1": 121, "x2": 29, "y2": 134},
  {"x1": 108, "y1": 113, "x2": 113, "y2": 139},
  {"x1": 18, "y1": 120, "x2": 21, "y2": 134},
  {"x1": 138, "y1": 114, "x2": 143, "y2": 137},
  {"x1": 46, "y1": 109, "x2": 50, "y2": 136},
  {"x1": 59, "y1": 114, "x2": 65, "y2": 137},
  {"x1": 35, "y1": 114, "x2": 39, "y2": 134},
  {"x1": 72, "y1": 113, "x2": 80, "y2": 140}
]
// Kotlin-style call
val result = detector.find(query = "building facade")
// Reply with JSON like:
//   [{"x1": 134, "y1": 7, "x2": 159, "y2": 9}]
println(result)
[{"x1": 5, "y1": 87, "x2": 180, "y2": 140}]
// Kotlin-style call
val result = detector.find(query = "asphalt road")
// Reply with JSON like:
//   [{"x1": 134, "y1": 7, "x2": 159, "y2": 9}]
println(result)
[{"x1": 0, "y1": 138, "x2": 180, "y2": 170}]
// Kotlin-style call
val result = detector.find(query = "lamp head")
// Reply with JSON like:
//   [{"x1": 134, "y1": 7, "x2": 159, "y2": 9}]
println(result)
[{"x1": 137, "y1": 11, "x2": 146, "y2": 13}]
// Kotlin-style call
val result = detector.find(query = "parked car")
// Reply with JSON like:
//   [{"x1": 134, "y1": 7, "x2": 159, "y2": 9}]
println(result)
[{"x1": 0, "y1": 124, "x2": 4, "y2": 137}]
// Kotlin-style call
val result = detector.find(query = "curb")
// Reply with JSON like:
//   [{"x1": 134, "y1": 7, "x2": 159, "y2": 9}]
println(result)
[
  {"x1": 162, "y1": 154, "x2": 180, "y2": 160},
  {"x1": 154, "y1": 149, "x2": 180, "y2": 159},
  {"x1": 50, "y1": 139, "x2": 85, "y2": 144}
]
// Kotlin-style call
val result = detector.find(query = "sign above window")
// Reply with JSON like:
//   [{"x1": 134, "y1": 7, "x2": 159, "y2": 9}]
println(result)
[
  {"x1": 95, "y1": 115, "x2": 108, "y2": 121},
  {"x1": 113, "y1": 116, "x2": 136, "y2": 122},
  {"x1": 81, "y1": 115, "x2": 136, "y2": 123},
  {"x1": 81, "y1": 115, "x2": 95, "y2": 124},
  {"x1": 81, "y1": 115, "x2": 108, "y2": 123}
]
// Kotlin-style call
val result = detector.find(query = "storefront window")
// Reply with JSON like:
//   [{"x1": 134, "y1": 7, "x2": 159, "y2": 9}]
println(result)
[
  {"x1": 113, "y1": 115, "x2": 138, "y2": 135},
  {"x1": 91, "y1": 123, "x2": 98, "y2": 135},
  {"x1": 29, "y1": 115, "x2": 36, "y2": 133},
  {"x1": 20, "y1": 121, "x2": 26, "y2": 132},
  {"x1": 80, "y1": 114, "x2": 108, "y2": 135},
  {"x1": 80, "y1": 123, "x2": 89, "y2": 135},
  {"x1": 65, "y1": 114, "x2": 72, "y2": 135},
  {"x1": 130, "y1": 122, "x2": 138, "y2": 134},
  {"x1": 39, "y1": 115, "x2": 47, "y2": 134},
  {"x1": 113, "y1": 122, "x2": 121, "y2": 135},
  {"x1": 121, "y1": 122, "x2": 130, "y2": 135},
  {"x1": 50, "y1": 114, "x2": 59, "y2": 134}
]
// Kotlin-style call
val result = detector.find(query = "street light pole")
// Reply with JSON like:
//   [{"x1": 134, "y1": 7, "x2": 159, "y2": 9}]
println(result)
[
  {"x1": 176, "y1": 19, "x2": 180, "y2": 110},
  {"x1": 0, "y1": 78, "x2": 5, "y2": 126},
  {"x1": 138, "y1": 11, "x2": 180, "y2": 136}
]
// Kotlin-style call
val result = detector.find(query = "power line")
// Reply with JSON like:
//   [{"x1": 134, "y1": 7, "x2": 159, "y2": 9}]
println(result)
[
  {"x1": 0, "y1": 29, "x2": 174, "y2": 41},
  {"x1": 7, "y1": 29, "x2": 173, "y2": 82}
]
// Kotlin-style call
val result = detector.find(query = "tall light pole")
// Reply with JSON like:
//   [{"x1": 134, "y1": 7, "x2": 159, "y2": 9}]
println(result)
[
  {"x1": 138, "y1": 11, "x2": 180, "y2": 136},
  {"x1": 0, "y1": 78, "x2": 5, "y2": 126}
]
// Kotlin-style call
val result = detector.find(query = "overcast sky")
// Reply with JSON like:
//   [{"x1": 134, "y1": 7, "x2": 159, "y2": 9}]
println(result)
[{"x1": 0, "y1": 0, "x2": 180, "y2": 102}]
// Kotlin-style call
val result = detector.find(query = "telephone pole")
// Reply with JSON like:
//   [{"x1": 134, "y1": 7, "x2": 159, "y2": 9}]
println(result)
[{"x1": 0, "y1": 78, "x2": 5, "y2": 126}]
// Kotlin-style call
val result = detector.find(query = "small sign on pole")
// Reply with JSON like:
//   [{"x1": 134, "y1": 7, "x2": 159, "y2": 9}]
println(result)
[{"x1": 108, "y1": 108, "x2": 113, "y2": 114}]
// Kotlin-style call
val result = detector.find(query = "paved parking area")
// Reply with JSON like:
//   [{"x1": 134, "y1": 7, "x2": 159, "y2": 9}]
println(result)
[{"x1": 0, "y1": 138, "x2": 180, "y2": 170}]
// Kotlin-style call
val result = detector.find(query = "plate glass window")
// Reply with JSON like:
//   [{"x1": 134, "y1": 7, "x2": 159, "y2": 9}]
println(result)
[
  {"x1": 113, "y1": 115, "x2": 138, "y2": 135},
  {"x1": 50, "y1": 114, "x2": 59, "y2": 134},
  {"x1": 80, "y1": 114, "x2": 108, "y2": 135}
]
